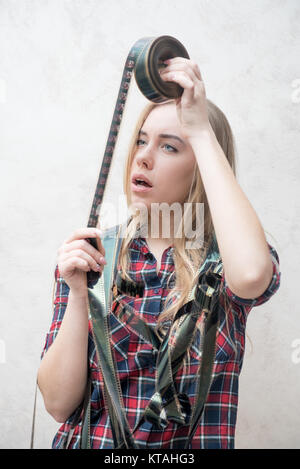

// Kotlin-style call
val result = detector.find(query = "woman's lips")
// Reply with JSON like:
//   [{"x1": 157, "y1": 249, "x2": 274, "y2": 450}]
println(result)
[{"x1": 131, "y1": 182, "x2": 153, "y2": 193}]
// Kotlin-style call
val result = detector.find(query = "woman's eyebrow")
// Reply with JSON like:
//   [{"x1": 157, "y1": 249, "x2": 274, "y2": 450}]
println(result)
[{"x1": 138, "y1": 129, "x2": 185, "y2": 146}]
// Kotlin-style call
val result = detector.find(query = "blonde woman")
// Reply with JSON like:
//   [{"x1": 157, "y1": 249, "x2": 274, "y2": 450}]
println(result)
[{"x1": 37, "y1": 58, "x2": 281, "y2": 449}]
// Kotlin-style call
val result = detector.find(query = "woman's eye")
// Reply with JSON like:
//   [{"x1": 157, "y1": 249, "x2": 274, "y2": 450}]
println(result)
[
  {"x1": 136, "y1": 139, "x2": 177, "y2": 153},
  {"x1": 163, "y1": 143, "x2": 177, "y2": 153}
]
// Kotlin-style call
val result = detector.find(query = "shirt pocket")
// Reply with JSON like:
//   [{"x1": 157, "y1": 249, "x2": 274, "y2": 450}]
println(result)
[{"x1": 189, "y1": 319, "x2": 238, "y2": 368}]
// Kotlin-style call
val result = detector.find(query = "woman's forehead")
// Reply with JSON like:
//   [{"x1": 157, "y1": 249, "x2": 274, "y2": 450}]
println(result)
[{"x1": 141, "y1": 104, "x2": 182, "y2": 134}]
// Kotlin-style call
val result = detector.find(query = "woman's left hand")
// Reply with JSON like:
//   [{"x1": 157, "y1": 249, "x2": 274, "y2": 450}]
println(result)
[{"x1": 160, "y1": 57, "x2": 212, "y2": 140}]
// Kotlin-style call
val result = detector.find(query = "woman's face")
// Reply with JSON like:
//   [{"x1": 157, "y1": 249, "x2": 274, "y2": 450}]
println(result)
[{"x1": 130, "y1": 103, "x2": 196, "y2": 218}]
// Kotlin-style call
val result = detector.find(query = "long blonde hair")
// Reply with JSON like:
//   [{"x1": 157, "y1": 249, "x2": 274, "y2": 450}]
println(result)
[{"x1": 118, "y1": 99, "x2": 237, "y2": 331}]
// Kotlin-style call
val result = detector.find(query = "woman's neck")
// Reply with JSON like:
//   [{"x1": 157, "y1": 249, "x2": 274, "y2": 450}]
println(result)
[{"x1": 145, "y1": 213, "x2": 176, "y2": 244}]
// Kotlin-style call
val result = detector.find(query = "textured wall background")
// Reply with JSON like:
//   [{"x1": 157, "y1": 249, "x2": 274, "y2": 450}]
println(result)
[{"x1": 0, "y1": 0, "x2": 299, "y2": 449}]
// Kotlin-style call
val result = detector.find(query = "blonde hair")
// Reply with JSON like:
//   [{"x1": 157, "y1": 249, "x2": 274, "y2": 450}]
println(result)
[{"x1": 118, "y1": 99, "x2": 237, "y2": 338}]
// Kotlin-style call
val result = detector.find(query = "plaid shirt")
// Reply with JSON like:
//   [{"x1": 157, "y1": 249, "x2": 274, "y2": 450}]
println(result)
[{"x1": 41, "y1": 235, "x2": 281, "y2": 449}]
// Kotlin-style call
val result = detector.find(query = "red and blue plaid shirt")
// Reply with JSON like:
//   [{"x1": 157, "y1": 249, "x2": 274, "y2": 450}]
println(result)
[{"x1": 41, "y1": 235, "x2": 281, "y2": 449}]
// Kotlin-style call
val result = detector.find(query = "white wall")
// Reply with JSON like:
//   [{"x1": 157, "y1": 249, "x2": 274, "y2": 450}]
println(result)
[{"x1": 0, "y1": 0, "x2": 299, "y2": 449}]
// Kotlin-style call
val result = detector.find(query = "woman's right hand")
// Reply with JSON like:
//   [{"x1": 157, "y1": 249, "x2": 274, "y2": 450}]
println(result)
[{"x1": 57, "y1": 228, "x2": 107, "y2": 293}]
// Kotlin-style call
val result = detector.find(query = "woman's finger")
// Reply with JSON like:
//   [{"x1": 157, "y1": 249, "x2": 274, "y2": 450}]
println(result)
[
  {"x1": 162, "y1": 58, "x2": 202, "y2": 82},
  {"x1": 60, "y1": 249, "x2": 106, "y2": 272},
  {"x1": 61, "y1": 256, "x2": 91, "y2": 274},
  {"x1": 161, "y1": 70, "x2": 195, "y2": 95},
  {"x1": 64, "y1": 228, "x2": 105, "y2": 257},
  {"x1": 64, "y1": 228, "x2": 101, "y2": 244},
  {"x1": 195, "y1": 64, "x2": 202, "y2": 81},
  {"x1": 162, "y1": 71, "x2": 195, "y2": 104},
  {"x1": 161, "y1": 64, "x2": 197, "y2": 84},
  {"x1": 61, "y1": 238, "x2": 105, "y2": 262}
]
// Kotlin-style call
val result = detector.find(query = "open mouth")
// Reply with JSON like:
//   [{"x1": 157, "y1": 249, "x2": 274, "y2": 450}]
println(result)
[
  {"x1": 131, "y1": 177, "x2": 153, "y2": 193},
  {"x1": 133, "y1": 178, "x2": 152, "y2": 188}
]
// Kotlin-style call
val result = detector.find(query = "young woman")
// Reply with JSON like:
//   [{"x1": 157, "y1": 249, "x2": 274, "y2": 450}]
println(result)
[{"x1": 37, "y1": 58, "x2": 281, "y2": 449}]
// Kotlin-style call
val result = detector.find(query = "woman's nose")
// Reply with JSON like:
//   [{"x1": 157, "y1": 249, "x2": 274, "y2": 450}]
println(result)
[{"x1": 135, "y1": 146, "x2": 154, "y2": 169}]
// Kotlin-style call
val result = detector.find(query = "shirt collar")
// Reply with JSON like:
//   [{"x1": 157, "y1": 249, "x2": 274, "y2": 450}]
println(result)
[{"x1": 131, "y1": 236, "x2": 174, "y2": 256}]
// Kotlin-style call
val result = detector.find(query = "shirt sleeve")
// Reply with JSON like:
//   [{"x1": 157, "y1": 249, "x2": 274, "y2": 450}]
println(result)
[
  {"x1": 222, "y1": 242, "x2": 281, "y2": 309},
  {"x1": 40, "y1": 265, "x2": 99, "y2": 429},
  {"x1": 40, "y1": 264, "x2": 70, "y2": 360}
]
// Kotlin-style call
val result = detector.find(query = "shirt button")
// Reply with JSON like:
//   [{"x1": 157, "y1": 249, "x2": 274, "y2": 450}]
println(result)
[{"x1": 154, "y1": 288, "x2": 160, "y2": 294}]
